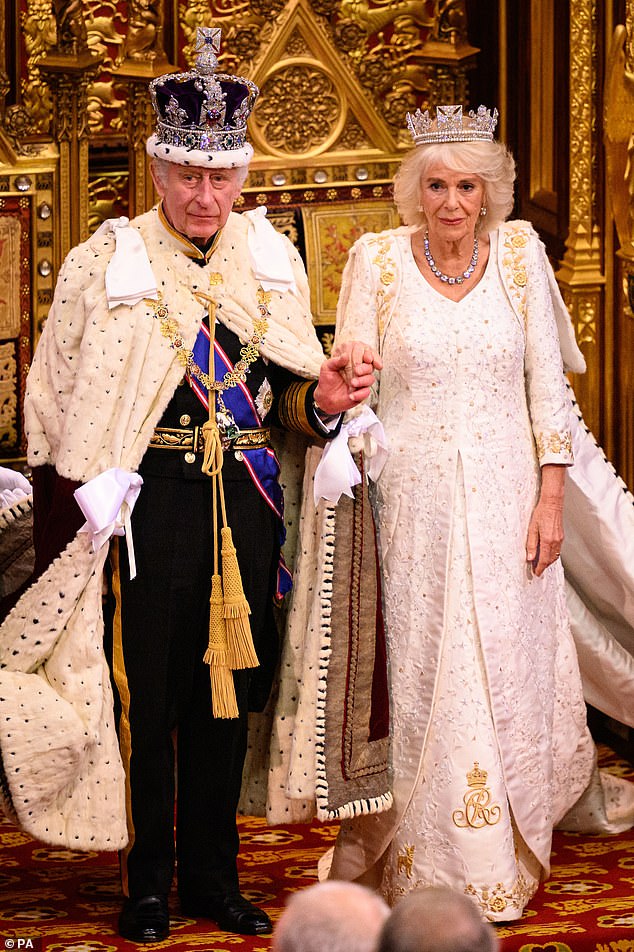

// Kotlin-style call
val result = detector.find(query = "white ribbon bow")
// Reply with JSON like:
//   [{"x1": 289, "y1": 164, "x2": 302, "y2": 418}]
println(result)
[
  {"x1": 313, "y1": 406, "x2": 389, "y2": 505},
  {"x1": 245, "y1": 206, "x2": 297, "y2": 294},
  {"x1": 95, "y1": 217, "x2": 158, "y2": 309},
  {"x1": 74, "y1": 468, "x2": 144, "y2": 578}
]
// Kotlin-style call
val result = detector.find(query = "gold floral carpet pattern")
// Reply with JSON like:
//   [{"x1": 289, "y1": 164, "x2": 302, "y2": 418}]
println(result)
[{"x1": 0, "y1": 746, "x2": 631, "y2": 952}]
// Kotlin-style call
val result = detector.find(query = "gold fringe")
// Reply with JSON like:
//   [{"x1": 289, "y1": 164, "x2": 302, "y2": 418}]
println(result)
[
  {"x1": 203, "y1": 573, "x2": 239, "y2": 719},
  {"x1": 221, "y1": 526, "x2": 259, "y2": 670},
  {"x1": 209, "y1": 663, "x2": 239, "y2": 720}
]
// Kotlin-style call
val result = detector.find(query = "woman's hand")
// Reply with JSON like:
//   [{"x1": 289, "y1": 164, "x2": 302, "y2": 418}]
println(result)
[
  {"x1": 332, "y1": 341, "x2": 383, "y2": 387},
  {"x1": 526, "y1": 464, "x2": 566, "y2": 577},
  {"x1": 313, "y1": 341, "x2": 382, "y2": 415}
]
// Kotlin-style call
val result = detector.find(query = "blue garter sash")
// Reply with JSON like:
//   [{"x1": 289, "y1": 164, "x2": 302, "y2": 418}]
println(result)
[{"x1": 191, "y1": 322, "x2": 292, "y2": 598}]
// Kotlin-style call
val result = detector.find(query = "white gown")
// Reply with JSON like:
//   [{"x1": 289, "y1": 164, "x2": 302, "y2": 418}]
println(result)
[{"x1": 327, "y1": 228, "x2": 632, "y2": 920}]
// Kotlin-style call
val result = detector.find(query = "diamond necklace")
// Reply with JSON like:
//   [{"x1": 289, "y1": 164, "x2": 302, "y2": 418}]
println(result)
[{"x1": 423, "y1": 232, "x2": 479, "y2": 285}]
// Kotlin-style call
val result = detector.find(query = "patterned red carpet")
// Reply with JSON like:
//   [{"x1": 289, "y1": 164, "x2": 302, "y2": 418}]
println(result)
[{"x1": 0, "y1": 745, "x2": 632, "y2": 952}]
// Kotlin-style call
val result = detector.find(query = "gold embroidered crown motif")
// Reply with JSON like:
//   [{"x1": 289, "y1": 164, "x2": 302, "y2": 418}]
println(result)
[
  {"x1": 466, "y1": 762, "x2": 488, "y2": 788},
  {"x1": 407, "y1": 104, "x2": 499, "y2": 145}
]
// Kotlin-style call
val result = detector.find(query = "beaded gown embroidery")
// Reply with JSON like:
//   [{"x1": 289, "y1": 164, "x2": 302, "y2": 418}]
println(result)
[{"x1": 329, "y1": 231, "x2": 598, "y2": 920}]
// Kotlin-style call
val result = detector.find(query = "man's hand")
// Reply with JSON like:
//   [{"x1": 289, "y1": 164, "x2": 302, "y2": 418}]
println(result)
[{"x1": 313, "y1": 342, "x2": 382, "y2": 415}]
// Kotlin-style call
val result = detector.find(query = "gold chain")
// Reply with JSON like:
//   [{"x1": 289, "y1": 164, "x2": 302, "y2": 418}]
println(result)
[{"x1": 145, "y1": 286, "x2": 272, "y2": 393}]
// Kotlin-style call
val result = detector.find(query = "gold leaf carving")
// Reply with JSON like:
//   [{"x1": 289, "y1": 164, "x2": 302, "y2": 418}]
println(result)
[
  {"x1": 255, "y1": 64, "x2": 342, "y2": 153},
  {"x1": 604, "y1": 25, "x2": 634, "y2": 257},
  {"x1": 0, "y1": 343, "x2": 18, "y2": 445},
  {"x1": 0, "y1": 218, "x2": 21, "y2": 339}
]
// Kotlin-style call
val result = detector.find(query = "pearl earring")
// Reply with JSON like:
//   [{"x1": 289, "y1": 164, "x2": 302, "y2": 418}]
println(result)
[{"x1": 480, "y1": 206, "x2": 487, "y2": 216}]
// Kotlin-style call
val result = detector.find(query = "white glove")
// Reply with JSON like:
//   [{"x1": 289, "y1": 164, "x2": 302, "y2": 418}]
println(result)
[{"x1": 0, "y1": 467, "x2": 31, "y2": 509}]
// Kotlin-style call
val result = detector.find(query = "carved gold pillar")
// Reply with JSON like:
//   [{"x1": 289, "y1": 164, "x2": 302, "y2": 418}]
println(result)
[
  {"x1": 604, "y1": 11, "x2": 634, "y2": 489},
  {"x1": 114, "y1": 0, "x2": 173, "y2": 218},
  {"x1": 115, "y1": 66, "x2": 167, "y2": 219},
  {"x1": 39, "y1": 49, "x2": 103, "y2": 256},
  {"x1": 555, "y1": 0, "x2": 604, "y2": 438}
]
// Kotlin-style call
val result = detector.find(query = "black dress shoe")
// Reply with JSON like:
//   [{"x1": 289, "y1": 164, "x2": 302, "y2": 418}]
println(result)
[
  {"x1": 118, "y1": 894, "x2": 170, "y2": 943},
  {"x1": 180, "y1": 893, "x2": 272, "y2": 935}
]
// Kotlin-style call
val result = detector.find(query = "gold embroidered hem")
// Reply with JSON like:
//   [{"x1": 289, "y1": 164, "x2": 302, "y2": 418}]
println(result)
[{"x1": 464, "y1": 870, "x2": 537, "y2": 920}]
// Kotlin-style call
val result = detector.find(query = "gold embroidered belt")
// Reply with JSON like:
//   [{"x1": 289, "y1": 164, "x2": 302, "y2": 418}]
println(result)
[{"x1": 149, "y1": 426, "x2": 271, "y2": 452}]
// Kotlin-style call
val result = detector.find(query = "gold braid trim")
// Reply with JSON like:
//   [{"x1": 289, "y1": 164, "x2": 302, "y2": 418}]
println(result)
[{"x1": 277, "y1": 380, "x2": 317, "y2": 436}]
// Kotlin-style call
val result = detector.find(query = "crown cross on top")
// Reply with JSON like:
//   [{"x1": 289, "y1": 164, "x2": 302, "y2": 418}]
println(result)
[
  {"x1": 195, "y1": 27, "x2": 221, "y2": 75},
  {"x1": 407, "y1": 104, "x2": 499, "y2": 145}
]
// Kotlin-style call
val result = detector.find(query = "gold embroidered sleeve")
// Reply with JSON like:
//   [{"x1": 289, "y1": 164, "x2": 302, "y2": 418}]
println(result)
[
  {"x1": 534, "y1": 429, "x2": 574, "y2": 465},
  {"x1": 277, "y1": 381, "x2": 321, "y2": 437}
]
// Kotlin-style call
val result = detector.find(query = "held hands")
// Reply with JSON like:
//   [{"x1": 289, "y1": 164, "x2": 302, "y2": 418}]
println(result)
[
  {"x1": 313, "y1": 340, "x2": 383, "y2": 416},
  {"x1": 526, "y1": 464, "x2": 566, "y2": 577}
]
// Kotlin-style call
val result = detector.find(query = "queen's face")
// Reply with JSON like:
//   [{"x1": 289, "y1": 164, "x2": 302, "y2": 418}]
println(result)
[{"x1": 420, "y1": 164, "x2": 485, "y2": 245}]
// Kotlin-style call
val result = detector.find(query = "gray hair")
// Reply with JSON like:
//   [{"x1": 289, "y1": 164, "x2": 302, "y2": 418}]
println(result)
[
  {"x1": 393, "y1": 140, "x2": 516, "y2": 235},
  {"x1": 151, "y1": 156, "x2": 249, "y2": 189},
  {"x1": 377, "y1": 887, "x2": 498, "y2": 952},
  {"x1": 273, "y1": 881, "x2": 390, "y2": 952}
]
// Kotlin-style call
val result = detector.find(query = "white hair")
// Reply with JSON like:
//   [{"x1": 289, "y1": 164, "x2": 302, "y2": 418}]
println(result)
[
  {"x1": 273, "y1": 881, "x2": 390, "y2": 952},
  {"x1": 150, "y1": 157, "x2": 249, "y2": 189}
]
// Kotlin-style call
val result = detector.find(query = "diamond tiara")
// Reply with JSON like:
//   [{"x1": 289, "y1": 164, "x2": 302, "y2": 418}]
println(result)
[{"x1": 406, "y1": 104, "x2": 499, "y2": 145}]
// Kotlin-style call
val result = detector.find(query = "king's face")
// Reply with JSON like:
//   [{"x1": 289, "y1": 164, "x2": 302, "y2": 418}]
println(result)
[{"x1": 154, "y1": 163, "x2": 244, "y2": 241}]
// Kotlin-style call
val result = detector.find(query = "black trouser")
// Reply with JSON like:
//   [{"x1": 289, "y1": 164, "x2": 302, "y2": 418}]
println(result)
[{"x1": 109, "y1": 468, "x2": 278, "y2": 899}]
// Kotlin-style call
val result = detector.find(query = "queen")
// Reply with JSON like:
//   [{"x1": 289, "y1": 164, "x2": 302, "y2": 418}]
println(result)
[{"x1": 323, "y1": 105, "x2": 634, "y2": 920}]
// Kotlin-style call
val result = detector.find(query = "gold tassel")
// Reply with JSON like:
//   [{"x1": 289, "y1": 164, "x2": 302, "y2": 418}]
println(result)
[
  {"x1": 203, "y1": 573, "x2": 239, "y2": 719},
  {"x1": 220, "y1": 526, "x2": 259, "y2": 670}
]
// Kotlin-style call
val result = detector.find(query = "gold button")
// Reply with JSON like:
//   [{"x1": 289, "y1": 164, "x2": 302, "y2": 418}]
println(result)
[
  {"x1": 234, "y1": 450, "x2": 244, "y2": 462},
  {"x1": 184, "y1": 452, "x2": 196, "y2": 464},
  {"x1": 180, "y1": 414, "x2": 191, "y2": 426}
]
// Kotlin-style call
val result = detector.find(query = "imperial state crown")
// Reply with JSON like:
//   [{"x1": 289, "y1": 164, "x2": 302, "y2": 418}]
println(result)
[{"x1": 146, "y1": 27, "x2": 259, "y2": 169}]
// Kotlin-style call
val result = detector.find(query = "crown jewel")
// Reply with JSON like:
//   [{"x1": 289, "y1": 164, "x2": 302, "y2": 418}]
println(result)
[
  {"x1": 407, "y1": 104, "x2": 499, "y2": 146},
  {"x1": 148, "y1": 27, "x2": 258, "y2": 158}
]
